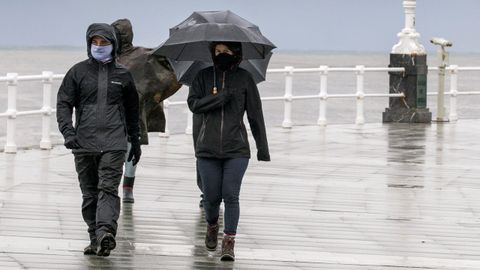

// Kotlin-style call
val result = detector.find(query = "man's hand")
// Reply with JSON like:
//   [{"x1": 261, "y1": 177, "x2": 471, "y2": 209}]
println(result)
[
  {"x1": 64, "y1": 136, "x2": 80, "y2": 149},
  {"x1": 127, "y1": 138, "x2": 142, "y2": 166}
]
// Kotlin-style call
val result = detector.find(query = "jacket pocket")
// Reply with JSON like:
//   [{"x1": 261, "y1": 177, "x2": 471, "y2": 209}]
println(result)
[
  {"x1": 198, "y1": 117, "x2": 207, "y2": 144},
  {"x1": 239, "y1": 121, "x2": 246, "y2": 144},
  {"x1": 75, "y1": 107, "x2": 83, "y2": 130},
  {"x1": 233, "y1": 87, "x2": 246, "y2": 113},
  {"x1": 76, "y1": 105, "x2": 97, "y2": 149},
  {"x1": 107, "y1": 80, "x2": 125, "y2": 103},
  {"x1": 103, "y1": 104, "x2": 128, "y2": 150}
]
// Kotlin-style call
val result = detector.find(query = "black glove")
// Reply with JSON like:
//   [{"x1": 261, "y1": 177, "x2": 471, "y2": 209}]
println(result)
[
  {"x1": 127, "y1": 137, "x2": 142, "y2": 166},
  {"x1": 257, "y1": 151, "x2": 270, "y2": 162},
  {"x1": 64, "y1": 136, "x2": 80, "y2": 149}
]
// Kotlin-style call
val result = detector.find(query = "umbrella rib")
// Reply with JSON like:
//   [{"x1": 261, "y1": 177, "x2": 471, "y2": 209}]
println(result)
[
  {"x1": 252, "y1": 44, "x2": 264, "y2": 59},
  {"x1": 175, "y1": 44, "x2": 189, "y2": 61}
]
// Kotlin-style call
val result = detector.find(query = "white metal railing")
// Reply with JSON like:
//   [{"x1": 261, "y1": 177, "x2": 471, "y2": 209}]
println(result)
[
  {"x1": 160, "y1": 65, "x2": 480, "y2": 136},
  {"x1": 161, "y1": 65, "x2": 406, "y2": 136},
  {"x1": 2, "y1": 65, "x2": 480, "y2": 153},
  {"x1": 0, "y1": 72, "x2": 64, "y2": 153}
]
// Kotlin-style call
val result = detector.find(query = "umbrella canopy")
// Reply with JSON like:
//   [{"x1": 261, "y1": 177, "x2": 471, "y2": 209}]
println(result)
[
  {"x1": 169, "y1": 52, "x2": 272, "y2": 86},
  {"x1": 169, "y1": 10, "x2": 262, "y2": 36},
  {"x1": 152, "y1": 10, "x2": 275, "y2": 61}
]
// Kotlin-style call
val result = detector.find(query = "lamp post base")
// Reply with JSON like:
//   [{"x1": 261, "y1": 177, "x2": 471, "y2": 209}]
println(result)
[{"x1": 383, "y1": 108, "x2": 432, "y2": 123}]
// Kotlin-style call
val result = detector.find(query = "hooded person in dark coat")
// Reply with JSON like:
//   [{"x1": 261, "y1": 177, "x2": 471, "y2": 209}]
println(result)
[
  {"x1": 111, "y1": 18, "x2": 181, "y2": 203},
  {"x1": 188, "y1": 41, "x2": 270, "y2": 261},
  {"x1": 56, "y1": 22, "x2": 141, "y2": 257}
]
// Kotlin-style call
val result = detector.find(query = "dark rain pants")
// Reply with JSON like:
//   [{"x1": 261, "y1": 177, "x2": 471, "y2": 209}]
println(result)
[
  {"x1": 197, "y1": 157, "x2": 249, "y2": 235},
  {"x1": 74, "y1": 150, "x2": 126, "y2": 241}
]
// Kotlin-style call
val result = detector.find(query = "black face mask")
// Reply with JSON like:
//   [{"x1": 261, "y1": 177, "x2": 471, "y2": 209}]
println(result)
[{"x1": 214, "y1": 53, "x2": 237, "y2": 71}]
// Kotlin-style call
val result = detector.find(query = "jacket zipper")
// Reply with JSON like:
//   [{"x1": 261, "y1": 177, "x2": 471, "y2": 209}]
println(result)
[
  {"x1": 98, "y1": 63, "x2": 108, "y2": 152},
  {"x1": 220, "y1": 71, "x2": 226, "y2": 155}
]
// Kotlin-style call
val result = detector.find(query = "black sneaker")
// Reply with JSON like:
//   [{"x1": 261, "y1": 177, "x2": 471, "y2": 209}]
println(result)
[
  {"x1": 205, "y1": 223, "x2": 219, "y2": 251},
  {"x1": 96, "y1": 233, "x2": 116, "y2": 257},
  {"x1": 83, "y1": 239, "x2": 97, "y2": 255},
  {"x1": 220, "y1": 236, "x2": 235, "y2": 261}
]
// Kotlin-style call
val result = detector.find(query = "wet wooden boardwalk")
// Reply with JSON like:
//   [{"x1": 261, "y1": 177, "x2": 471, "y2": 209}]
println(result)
[{"x1": 1, "y1": 120, "x2": 480, "y2": 269}]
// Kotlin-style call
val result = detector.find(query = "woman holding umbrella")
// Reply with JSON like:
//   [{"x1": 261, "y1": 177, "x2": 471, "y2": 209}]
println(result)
[
  {"x1": 188, "y1": 41, "x2": 270, "y2": 261},
  {"x1": 154, "y1": 10, "x2": 275, "y2": 261}
]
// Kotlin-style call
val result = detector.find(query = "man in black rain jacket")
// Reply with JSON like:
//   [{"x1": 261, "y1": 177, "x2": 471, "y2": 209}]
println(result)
[{"x1": 56, "y1": 23, "x2": 140, "y2": 257}]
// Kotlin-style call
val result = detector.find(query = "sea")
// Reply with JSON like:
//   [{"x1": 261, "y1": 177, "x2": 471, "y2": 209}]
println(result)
[{"x1": 1, "y1": 47, "x2": 480, "y2": 149}]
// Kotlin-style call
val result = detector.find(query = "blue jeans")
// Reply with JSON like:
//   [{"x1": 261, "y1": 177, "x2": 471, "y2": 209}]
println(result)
[{"x1": 197, "y1": 157, "x2": 249, "y2": 235}]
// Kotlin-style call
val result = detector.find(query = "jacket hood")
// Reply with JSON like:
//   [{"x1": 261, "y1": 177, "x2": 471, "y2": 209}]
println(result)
[
  {"x1": 86, "y1": 23, "x2": 118, "y2": 59},
  {"x1": 111, "y1": 19, "x2": 134, "y2": 54}
]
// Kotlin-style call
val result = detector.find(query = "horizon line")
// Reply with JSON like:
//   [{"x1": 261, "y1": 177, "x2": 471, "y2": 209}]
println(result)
[{"x1": 1, "y1": 45, "x2": 479, "y2": 55}]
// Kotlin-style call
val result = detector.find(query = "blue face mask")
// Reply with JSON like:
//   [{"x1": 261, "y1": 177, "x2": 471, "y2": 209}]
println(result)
[{"x1": 91, "y1": 44, "x2": 113, "y2": 62}]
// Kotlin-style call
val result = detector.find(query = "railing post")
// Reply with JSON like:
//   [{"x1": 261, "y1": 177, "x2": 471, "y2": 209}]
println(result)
[
  {"x1": 282, "y1": 66, "x2": 293, "y2": 128},
  {"x1": 40, "y1": 71, "x2": 53, "y2": 149},
  {"x1": 355, "y1": 65, "x2": 365, "y2": 125},
  {"x1": 160, "y1": 99, "x2": 170, "y2": 138},
  {"x1": 186, "y1": 110, "x2": 193, "y2": 135},
  {"x1": 436, "y1": 46, "x2": 448, "y2": 121},
  {"x1": 4, "y1": 73, "x2": 18, "y2": 153},
  {"x1": 449, "y1": 65, "x2": 458, "y2": 122},
  {"x1": 317, "y1": 65, "x2": 328, "y2": 126}
]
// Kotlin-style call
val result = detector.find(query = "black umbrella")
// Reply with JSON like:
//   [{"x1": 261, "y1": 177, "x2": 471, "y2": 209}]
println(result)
[
  {"x1": 169, "y1": 10, "x2": 263, "y2": 36},
  {"x1": 152, "y1": 10, "x2": 275, "y2": 61},
  {"x1": 169, "y1": 52, "x2": 272, "y2": 87}
]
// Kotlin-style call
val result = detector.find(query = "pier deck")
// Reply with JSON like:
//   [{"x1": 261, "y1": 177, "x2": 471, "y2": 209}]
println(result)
[{"x1": 1, "y1": 120, "x2": 480, "y2": 269}]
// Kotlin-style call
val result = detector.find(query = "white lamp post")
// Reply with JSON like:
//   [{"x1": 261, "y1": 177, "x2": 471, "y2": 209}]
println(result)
[
  {"x1": 383, "y1": 0, "x2": 431, "y2": 123},
  {"x1": 392, "y1": 0, "x2": 426, "y2": 55}
]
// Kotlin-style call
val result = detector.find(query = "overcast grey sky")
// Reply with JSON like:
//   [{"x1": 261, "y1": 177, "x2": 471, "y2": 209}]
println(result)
[{"x1": 1, "y1": 0, "x2": 479, "y2": 52}]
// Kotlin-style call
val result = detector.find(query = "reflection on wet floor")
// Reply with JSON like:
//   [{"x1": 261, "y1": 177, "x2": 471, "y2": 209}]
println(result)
[{"x1": 1, "y1": 120, "x2": 480, "y2": 269}]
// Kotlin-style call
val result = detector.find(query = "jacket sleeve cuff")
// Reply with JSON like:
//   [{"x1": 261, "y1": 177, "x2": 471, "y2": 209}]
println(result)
[{"x1": 257, "y1": 152, "x2": 271, "y2": 161}]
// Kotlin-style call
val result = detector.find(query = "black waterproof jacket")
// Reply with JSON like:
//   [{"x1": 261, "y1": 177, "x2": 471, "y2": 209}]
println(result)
[
  {"x1": 111, "y1": 19, "x2": 181, "y2": 144},
  {"x1": 56, "y1": 23, "x2": 140, "y2": 153},
  {"x1": 188, "y1": 66, "x2": 270, "y2": 161}
]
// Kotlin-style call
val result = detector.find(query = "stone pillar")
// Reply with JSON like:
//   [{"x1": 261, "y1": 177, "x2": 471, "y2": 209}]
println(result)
[{"x1": 383, "y1": 0, "x2": 431, "y2": 123}]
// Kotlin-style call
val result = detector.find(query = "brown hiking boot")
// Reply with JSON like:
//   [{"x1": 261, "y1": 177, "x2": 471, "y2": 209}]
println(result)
[
  {"x1": 220, "y1": 235, "x2": 235, "y2": 261},
  {"x1": 205, "y1": 223, "x2": 219, "y2": 251}
]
